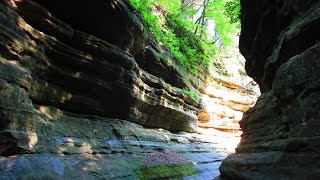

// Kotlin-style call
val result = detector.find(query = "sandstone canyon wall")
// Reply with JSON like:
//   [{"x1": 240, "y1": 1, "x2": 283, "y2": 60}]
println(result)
[
  {"x1": 0, "y1": 1, "x2": 253, "y2": 178},
  {"x1": 220, "y1": 0, "x2": 320, "y2": 179},
  {"x1": 0, "y1": 0, "x2": 205, "y2": 157}
]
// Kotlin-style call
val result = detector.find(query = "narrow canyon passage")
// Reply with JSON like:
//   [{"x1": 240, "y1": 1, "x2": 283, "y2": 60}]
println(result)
[
  {"x1": 1, "y1": 0, "x2": 319, "y2": 179},
  {"x1": 0, "y1": 50, "x2": 255, "y2": 179},
  {"x1": 0, "y1": 0, "x2": 256, "y2": 179}
]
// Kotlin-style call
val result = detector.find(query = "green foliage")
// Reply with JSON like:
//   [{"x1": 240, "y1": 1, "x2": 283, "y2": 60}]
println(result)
[
  {"x1": 224, "y1": 0, "x2": 241, "y2": 27},
  {"x1": 205, "y1": 0, "x2": 239, "y2": 47},
  {"x1": 161, "y1": 78, "x2": 200, "y2": 101},
  {"x1": 130, "y1": 0, "x2": 240, "y2": 75},
  {"x1": 159, "y1": 77, "x2": 165, "y2": 83},
  {"x1": 166, "y1": 15, "x2": 209, "y2": 71},
  {"x1": 180, "y1": 87, "x2": 200, "y2": 101},
  {"x1": 0, "y1": 55, "x2": 6, "y2": 61}
]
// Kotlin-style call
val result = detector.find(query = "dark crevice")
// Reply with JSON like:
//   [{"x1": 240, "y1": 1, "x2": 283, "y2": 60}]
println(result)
[{"x1": 0, "y1": 132, "x2": 30, "y2": 157}]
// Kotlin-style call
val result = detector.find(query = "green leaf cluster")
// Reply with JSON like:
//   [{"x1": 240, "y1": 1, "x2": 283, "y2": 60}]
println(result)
[
  {"x1": 180, "y1": 87, "x2": 200, "y2": 100},
  {"x1": 130, "y1": 0, "x2": 240, "y2": 75},
  {"x1": 160, "y1": 78, "x2": 200, "y2": 101},
  {"x1": 224, "y1": 0, "x2": 241, "y2": 27}
]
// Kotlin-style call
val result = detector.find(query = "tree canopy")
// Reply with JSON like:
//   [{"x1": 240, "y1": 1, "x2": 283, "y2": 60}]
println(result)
[{"x1": 130, "y1": 0, "x2": 240, "y2": 75}]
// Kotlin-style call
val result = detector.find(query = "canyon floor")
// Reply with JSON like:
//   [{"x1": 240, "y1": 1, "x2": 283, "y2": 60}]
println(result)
[{"x1": 0, "y1": 116, "x2": 240, "y2": 180}]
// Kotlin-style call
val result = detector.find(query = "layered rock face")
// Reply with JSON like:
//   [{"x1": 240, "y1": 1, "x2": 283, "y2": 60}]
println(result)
[
  {"x1": 0, "y1": 0, "x2": 203, "y2": 157},
  {"x1": 220, "y1": 0, "x2": 320, "y2": 179},
  {"x1": 198, "y1": 49, "x2": 259, "y2": 131}
]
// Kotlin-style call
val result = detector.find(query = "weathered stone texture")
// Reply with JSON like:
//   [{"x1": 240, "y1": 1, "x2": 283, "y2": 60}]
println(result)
[
  {"x1": 0, "y1": 0, "x2": 201, "y2": 157},
  {"x1": 220, "y1": 0, "x2": 320, "y2": 179}
]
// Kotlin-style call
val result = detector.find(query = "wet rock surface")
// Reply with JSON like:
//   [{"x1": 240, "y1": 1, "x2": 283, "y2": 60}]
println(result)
[
  {"x1": 0, "y1": 106, "x2": 237, "y2": 179},
  {"x1": 220, "y1": 0, "x2": 320, "y2": 179}
]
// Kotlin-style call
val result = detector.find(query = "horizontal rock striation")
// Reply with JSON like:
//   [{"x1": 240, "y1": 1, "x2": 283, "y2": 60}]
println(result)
[
  {"x1": 0, "y1": 0, "x2": 202, "y2": 156},
  {"x1": 0, "y1": 105, "x2": 229, "y2": 179},
  {"x1": 220, "y1": 0, "x2": 320, "y2": 179}
]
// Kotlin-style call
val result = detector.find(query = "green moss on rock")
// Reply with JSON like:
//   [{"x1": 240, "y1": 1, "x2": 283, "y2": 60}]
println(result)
[{"x1": 135, "y1": 163, "x2": 198, "y2": 180}]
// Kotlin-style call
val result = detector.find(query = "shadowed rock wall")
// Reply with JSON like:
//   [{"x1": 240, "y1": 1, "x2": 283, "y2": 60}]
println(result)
[
  {"x1": 0, "y1": 0, "x2": 202, "y2": 156},
  {"x1": 220, "y1": 0, "x2": 320, "y2": 179}
]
